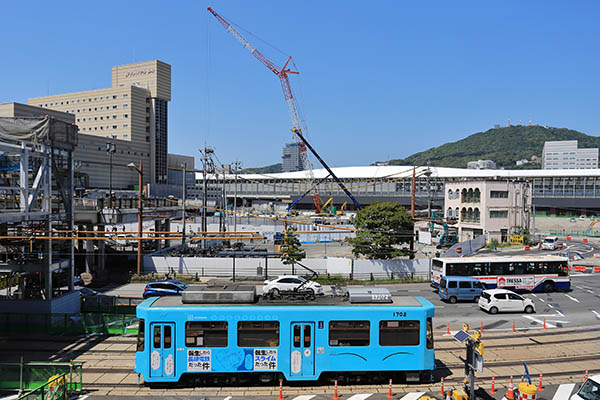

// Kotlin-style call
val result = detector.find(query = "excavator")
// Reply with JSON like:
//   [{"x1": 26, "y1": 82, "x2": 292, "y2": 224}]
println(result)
[{"x1": 425, "y1": 213, "x2": 458, "y2": 248}]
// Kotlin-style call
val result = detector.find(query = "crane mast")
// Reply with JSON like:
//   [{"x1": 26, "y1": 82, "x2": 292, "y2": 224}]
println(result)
[{"x1": 207, "y1": 7, "x2": 316, "y2": 194}]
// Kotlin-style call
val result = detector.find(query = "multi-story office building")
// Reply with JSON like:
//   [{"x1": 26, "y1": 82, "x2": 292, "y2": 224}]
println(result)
[
  {"x1": 281, "y1": 142, "x2": 304, "y2": 172},
  {"x1": 542, "y1": 140, "x2": 598, "y2": 169},
  {"x1": 28, "y1": 60, "x2": 171, "y2": 188}
]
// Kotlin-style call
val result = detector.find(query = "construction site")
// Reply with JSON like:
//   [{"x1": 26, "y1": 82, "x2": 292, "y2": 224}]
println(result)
[{"x1": 1, "y1": 5, "x2": 600, "y2": 400}]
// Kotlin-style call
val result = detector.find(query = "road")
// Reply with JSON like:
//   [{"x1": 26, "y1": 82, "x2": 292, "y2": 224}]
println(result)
[{"x1": 100, "y1": 273, "x2": 600, "y2": 333}]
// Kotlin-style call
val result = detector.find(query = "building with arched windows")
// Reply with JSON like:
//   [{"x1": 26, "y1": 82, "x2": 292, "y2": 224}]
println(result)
[{"x1": 445, "y1": 179, "x2": 531, "y2": 242}]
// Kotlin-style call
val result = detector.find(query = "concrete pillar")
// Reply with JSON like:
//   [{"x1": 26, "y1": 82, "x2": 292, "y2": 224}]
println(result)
[
  {"x1": 85, "y1": 224, "x2": 94, "y2": 274},
  {"x1": 164, "y1": 219, "x2": 170, "y2": 248},
  {"x1": 155, "y1": 220, "x2": 161, "y2": 250},
  {"x1": 97, "y1": 225, "x2": 105, "y2": 274}
]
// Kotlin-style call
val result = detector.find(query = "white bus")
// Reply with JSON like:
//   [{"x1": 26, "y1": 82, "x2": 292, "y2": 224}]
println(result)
[{"x1": 431, "y1": 255, "x2": 570, "y2": 293}]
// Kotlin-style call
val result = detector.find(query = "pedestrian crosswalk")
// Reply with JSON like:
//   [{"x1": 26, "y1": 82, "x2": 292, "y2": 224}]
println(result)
[{"x1": 551, "y1": 383, "x2": 576, "y2": 400}]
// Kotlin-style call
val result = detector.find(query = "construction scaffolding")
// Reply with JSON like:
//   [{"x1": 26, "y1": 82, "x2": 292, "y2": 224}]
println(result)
[{"x1": 0, "y1": 117, "x2": 77, "y2": 310}]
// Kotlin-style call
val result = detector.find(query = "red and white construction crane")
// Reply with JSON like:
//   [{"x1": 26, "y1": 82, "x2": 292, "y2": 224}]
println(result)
[{"x1": 207, "y1": 7, "x2": 319, "y2": 205}]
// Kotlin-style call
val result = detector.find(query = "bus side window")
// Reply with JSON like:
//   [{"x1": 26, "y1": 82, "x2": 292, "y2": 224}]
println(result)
[
  {"x1": 492, "y1": 263, "x2": 505, "y2": 275},
  {"x1": 514, "y1": 263, "x2": 525, "y2": 275}
]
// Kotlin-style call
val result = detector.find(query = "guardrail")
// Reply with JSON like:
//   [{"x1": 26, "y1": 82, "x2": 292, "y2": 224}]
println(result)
[
  {"x1": 0, "y1": 312, "x2": 138, "y2": 336},
  {"x1": 0, "y1": 361, "x2": 82, "y2": 394}
]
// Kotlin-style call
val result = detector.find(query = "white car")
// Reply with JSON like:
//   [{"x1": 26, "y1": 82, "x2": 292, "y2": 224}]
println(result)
[
  {"x1": 541, "y1": 236, "x2": 559, "y2": 250},
  {"x1": 571, "y1": 374, "x2": 600, "y2": 400},
  {"x1": 478, "y1": 289, "x2": 535, "y2": 314},
  {"x1": 262, "y1": 275, "x2": 323, "y2": 296}
]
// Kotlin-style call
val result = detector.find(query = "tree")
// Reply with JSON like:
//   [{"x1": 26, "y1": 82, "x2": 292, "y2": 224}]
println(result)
[
  {"x1": 349, "y1": 202, "x2": 414, "y2": 259},
  {"x1": 281, "y1": 225, "x2": 305, "y2": 270}
]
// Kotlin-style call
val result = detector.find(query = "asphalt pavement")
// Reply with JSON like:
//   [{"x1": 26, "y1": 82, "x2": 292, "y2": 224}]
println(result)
[{"x1": 99, "y1": 273, "x2": 600, "y2": 333}]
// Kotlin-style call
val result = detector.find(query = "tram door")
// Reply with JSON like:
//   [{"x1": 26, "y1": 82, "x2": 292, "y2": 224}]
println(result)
[
  {"x1": 290, "y1": 322, "x2": 315, "y2": 377},
  {"x1": 149, "y1": 323, "x2": 175, "y2": 378}
]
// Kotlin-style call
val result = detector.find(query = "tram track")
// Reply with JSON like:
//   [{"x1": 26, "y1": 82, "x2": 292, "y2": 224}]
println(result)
[
  {"x1": 2, "y1": 331, "x2": 598, "y2": 358},
  {"x1": 83, "y1": 367, "x2": 600, "y2": 390},
  {"x1": 74, "y1": 351, "x2": 600, "y2": 376}
]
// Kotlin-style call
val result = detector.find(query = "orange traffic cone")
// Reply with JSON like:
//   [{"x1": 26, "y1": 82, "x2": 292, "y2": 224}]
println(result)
[
  {"x1": 386, "y1": 378, "x2": 394, "y2": 399},
  {"x1": 277, "y1": 379, "x2": 284, "y2": 400},
  {"x1": 446, "y1": 390, "x2": 451, "y2": 400},
  {"x1": 585, "y1": 369, "x2": 589, "y2": 382},
  {"x1": 512, "y1": 319, "x2": 516, "y2": 332},
  {"x1": 447, "y1": 322, "x2": 450, "y2": 335},
  {"x1": 490, "y1": 376, "x2": 497, "y2": 394},
  {"x1": 506, "y1": 376, "x2": 515, "y2": 399},
  {"x1": 538, "y1": 373, "x2": 544, "y2": 391},
  {"x1": 440, "y1": 376, "x2": 445, "y2": 396},
  {"x1": 543, "y1": 318, "x2": 547, "y2": 330},
  {"x1": 332, "y1": 379, "x2": 340, "y2": 400}
]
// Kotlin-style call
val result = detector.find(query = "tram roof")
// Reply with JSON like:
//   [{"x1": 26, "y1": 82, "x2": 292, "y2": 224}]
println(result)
[{"x1": 148, "y1": 294, "x2": 427, "y2": 308}]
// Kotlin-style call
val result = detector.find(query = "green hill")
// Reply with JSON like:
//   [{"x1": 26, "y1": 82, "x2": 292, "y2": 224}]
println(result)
[
  {"x1": 383, "y1": 125, "x2": 600, "y2": 169},
  {"x1": 240, "y1": 163, "x2": 282, "y2": 174}
]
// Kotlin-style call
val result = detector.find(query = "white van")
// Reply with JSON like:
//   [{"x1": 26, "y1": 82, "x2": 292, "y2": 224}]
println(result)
[{"x1": 542, "y1": 236, "x2": 559, "y2": 250}]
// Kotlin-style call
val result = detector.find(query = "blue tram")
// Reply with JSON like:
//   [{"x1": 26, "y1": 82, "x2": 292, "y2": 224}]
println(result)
[{"x1": 135, "y1": 286, "x2": 435, "y2": 384}]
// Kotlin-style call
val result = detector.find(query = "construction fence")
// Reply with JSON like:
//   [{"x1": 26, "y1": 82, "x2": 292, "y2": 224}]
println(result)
[{"x1": 144, "y1": 256, "x2": 433, "y2": 281}]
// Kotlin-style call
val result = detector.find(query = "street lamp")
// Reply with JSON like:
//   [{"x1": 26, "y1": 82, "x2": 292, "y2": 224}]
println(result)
[
  {"x1": 106, "y1": 142, "x2": 116, "y2": 208},
  {"x1": 128, "y1": 161, "x2": 143, "y2": 276}
]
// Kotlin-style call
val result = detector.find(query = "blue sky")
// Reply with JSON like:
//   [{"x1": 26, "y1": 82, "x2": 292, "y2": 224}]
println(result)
[{"x1": 2, "y1": 1, "x2": 600, "y2": 169}]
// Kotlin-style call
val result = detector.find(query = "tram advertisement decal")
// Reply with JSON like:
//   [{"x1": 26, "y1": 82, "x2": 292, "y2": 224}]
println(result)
[
  {"x1": 497, "y1": 276, "x2": 534, "y2": 289},
  {"x1": 188, "y1": 349, "x2": 211, "y2": 371},
  {"x1": 254, "y1": 349, "x2": 277, "y2": 370}
]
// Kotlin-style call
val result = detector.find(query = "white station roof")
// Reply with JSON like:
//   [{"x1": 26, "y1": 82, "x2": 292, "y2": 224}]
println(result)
[{"x1": 196, "y1": 165, "x2": 600, "y2": 181}]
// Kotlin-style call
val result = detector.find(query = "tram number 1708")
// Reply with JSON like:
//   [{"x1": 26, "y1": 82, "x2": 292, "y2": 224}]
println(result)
[{"x1": 393, "y1": 311, "x2": 407, "y2": 317}]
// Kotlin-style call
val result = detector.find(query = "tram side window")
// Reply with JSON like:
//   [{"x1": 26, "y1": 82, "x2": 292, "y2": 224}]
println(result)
[
  {"x1": 136, "y1": 319, "x2": 144, "y2": 352},
  {"x1": 238, "y1": 321, "x2": 280, "y2": 347},
  {"x1": 164, "y1": 325, "x2": 172, "y2": 349},
  {"x1": 427, "y1": 318, "x2": 434, "y2": 349},
  {"x1": 329, "y1": 321, "x2": 370, "y2": 346},
  {"x1": 379, "y1": 320, "x2": 420, "y2": 346},
  {"x1": 185, "y1": 321, "x2": 228, "y2": 347},
  {"x1": 153, "y1": 325, "x2": 161, "y2": 348}
]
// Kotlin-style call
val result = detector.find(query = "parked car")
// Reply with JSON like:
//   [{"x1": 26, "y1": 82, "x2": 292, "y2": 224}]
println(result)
[
  {"x1": 143, "y1": 280, "x2": 189, "y2": 299},
  {"x1": 570, "y1": 218, "x2": 577, "y2": 223},
  {"x1": 478, "y1": 289, "x2": 535, "y2": 314},
  {"x1": 541, "y1": 236, "x2": 559, "y2": 250},
  {"x1": 262, "y1": 275, "x2": 323, "y2": 296},
  {"x1": 571, "y1": 374, "x2": 600, "y2": 400},
  {"x1": 438, "y1": 276, "x2": 484, "y2": 303}
]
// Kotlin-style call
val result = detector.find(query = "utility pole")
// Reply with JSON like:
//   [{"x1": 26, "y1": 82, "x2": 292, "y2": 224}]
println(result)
[
  {"x1": 106, "y1": 142, "x2": 116, "y2": 209},
  {"x1": 426, "y1": 161, "x2": 432, "y2": 220},
  {"x1": 232, "y1": 161, "x2": 241, "y2": 234},
  {"x1": 127, "y1": 161, "x2": 143, "y2": 276},
  {"x1": 182, "y1": 162, "x2": 187, "y2": 245},
  {"x1": 199, "y1": 146, "x2": 215, "y2": 249}
]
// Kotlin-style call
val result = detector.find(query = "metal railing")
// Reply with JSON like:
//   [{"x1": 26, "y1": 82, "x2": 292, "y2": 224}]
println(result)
[{"x1": 0, "y1": 360, "x2": 82, "y2": 394}]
